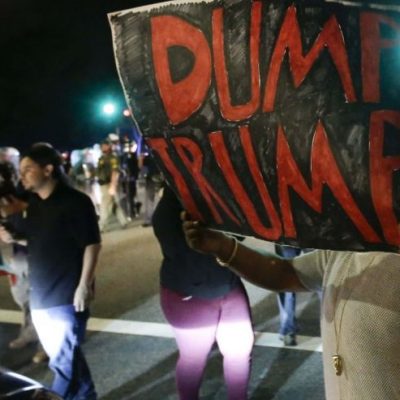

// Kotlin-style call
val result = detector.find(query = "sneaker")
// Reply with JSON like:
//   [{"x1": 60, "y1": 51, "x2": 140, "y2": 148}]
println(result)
[
  {"x1": 279, "y1": 334, "x2": 297, "y2": 346},
  {"x1": 32, "y1": 350, "x2": 49, "y2": 364}
]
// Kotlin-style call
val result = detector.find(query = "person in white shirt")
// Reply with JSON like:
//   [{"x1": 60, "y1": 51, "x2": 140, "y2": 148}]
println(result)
[{"x1": 182, "y1": 216, "x2": 400, "y2": 400}]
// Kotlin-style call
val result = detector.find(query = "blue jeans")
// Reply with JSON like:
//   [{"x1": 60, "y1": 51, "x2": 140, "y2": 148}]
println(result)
[
  {"x1": 277, "y1": 292, "x2": 297, "y2": 336},
  {"x1": 31, "y1": 305, "x2": 97, "y2": 400},
  {"x1": 275, "y1": 245, "x2": 302, "y2": 336}
]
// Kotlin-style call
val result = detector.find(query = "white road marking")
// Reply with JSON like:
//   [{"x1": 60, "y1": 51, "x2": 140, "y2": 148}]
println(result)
[{"x1": 0, "y1": 309, "x2": 322, "y2": 353}]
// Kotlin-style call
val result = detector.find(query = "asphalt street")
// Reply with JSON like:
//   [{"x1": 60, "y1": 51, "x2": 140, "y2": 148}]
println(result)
[{"x1": 0, "y1": 213, "x2": 325, "y2": 399}]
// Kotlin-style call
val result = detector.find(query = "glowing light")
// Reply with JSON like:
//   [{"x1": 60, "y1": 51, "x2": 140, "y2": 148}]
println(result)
[
  {"x1": 102, "y1": 103, "x2": 116, "y2": 115},
  {"x1": 130, "y1": 141, "x2": 138, "y2": 153},
  {"x1": 123, "y1": 109, "x2": 131, "y2": 117}
]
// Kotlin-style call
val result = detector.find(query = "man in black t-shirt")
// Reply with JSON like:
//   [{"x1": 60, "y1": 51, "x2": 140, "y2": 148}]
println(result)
[{"x1": 0, "y1": 144, "x2": 101, "y2": 400}]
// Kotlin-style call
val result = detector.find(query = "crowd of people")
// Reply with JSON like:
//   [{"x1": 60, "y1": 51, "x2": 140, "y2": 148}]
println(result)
[
  {"x1": 66, "y1": 135, "x2": 163, "y2": 231},
  {"x1": 0, "y1": 138, "x2": 399, "y2": 400}
]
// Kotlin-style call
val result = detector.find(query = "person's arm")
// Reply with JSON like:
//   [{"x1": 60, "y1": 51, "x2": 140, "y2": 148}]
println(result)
[
  {"x1": 73, "y1": 243, "x2": 101, "y2": 312},
  {"x1": 0, "y1": 195, "x2": 27, "y2": 218},
  {"x1": 0, "y1": 196, "x2": 28, "y2": 246},
  {"x1": 108, "y1": 156, "x2": 121, "y2": 196},
  {"x1": 182, "y1": 213, "x2": 307, "y2": 292},
  {"x1": 109, "y1": 170, "x2": 119, "y2": 196},
  {"x1": 0, "y1": 226, "x2": 27, "y2": 246}
]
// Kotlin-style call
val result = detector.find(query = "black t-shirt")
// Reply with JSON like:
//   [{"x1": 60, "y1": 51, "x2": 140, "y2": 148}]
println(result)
[
  {"x1": 123, "y1": 153, "x2": 139, "y2": 180},
  {"x1": 24, "y1": 182, "x2": 100, "y2": 309},
  {"x1": 152, "y1": 186, "x2": 241, "y2": 299}
]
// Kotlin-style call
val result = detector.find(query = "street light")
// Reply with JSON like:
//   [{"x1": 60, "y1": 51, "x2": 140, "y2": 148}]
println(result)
[
  {"x1": 99, "y1": 101, "x2": 140, "y2": 152},
  {"x1": 102, "y1": 102, "x2": 116, "y2": 116}
]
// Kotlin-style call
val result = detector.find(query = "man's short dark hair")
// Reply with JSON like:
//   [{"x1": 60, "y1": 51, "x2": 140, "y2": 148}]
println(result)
[{"x1": 23, "y1": 143, "x2": 64, "y2": 180}]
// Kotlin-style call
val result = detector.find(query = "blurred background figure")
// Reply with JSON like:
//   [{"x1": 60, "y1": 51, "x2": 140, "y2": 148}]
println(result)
[
  {"x1": 70, "y1": 149, "x2": 87, "y2": 191},
  {"x1": 107, "y1": 132, "x2": 121, "y2": 155},
  {"x1": 0, "y1": 147, "x2": 19, "y2": 286},
  {"x1": 60, "y1": 151, "x2": 72, "y2": 175},
  {"x1": 0, "y1": 147, "x2": 18, "y2": 184},
  {"x1": 70, "y1": 147, "x2": 100, "y2": 214},
  {"x1": 139, "y1": 151, "x2": 162, "y2": 227},
  {"x1": 121, "y1": 138, "x2": 140, "y2": 219},
  {"x1": 96, "y1": 139, "x2": 127, "y2": 231},
  {"x1": 0, "y1": 148, "x2": 47, "y2": 363},
  {"x1": 152, "y1": 185, "x2": 254, "y2": 400}
]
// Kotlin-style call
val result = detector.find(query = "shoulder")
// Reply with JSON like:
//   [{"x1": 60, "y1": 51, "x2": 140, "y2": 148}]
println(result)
[
  {"x1": 62, "y1": 185, "x2": 93, "y2": 206},
  {"x1": 349, "y1": 252, "x2": 400, "y2": 311}
]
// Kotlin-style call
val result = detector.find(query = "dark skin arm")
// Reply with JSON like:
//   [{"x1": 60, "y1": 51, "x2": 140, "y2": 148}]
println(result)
[{"x1": 181, "y1": 212, "x2": 308, "y2": 292}]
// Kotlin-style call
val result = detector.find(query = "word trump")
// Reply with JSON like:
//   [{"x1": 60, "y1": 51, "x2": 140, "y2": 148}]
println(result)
[{"x1": 148, "y1": 111, "x2": 400, "y2": 248}]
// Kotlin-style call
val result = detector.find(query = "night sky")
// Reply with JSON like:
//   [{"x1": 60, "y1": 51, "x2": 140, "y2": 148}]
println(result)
[{"x1": 0, "y1": 0, "x2": 159, "y2": 152}]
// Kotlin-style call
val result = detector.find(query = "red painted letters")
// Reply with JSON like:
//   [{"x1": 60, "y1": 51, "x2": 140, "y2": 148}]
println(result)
[
  {"x1": 146, "y1": 138, "x2": 203, "y2": 220},
  {"x1": 172, "y1": 137, "x2": 240, "y2": 225},
  {"x1": 369, "y1": 110, "x2": 400, "y2": 245},
  {"x1": 277, "y1": 122, "x2": 380, "y2": 242},
  {"x1": 212, "y1": 2, "x2": 262, "y2": 121},
  {"x1": 360, "y1": 12, "x2": 400, "y2": 103},
  {"x1": 263, "y1": 5, "x2": 356, "y2": 112},
  {"x1": 209, "y1": 131, "x2": 282, "y2": 240},
  {"x1": 151, "y1": 15, "x2": 211, "y2": 125}
]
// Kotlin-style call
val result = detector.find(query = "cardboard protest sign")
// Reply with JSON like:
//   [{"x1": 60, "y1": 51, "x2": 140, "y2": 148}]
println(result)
[{"x1": 109, "y1": 0, "x2": 400, "y2": 251}]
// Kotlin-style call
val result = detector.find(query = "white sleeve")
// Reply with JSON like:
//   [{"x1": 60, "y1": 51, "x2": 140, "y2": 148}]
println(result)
[{"x1": 292, "y1": 250, "x2": 330, "y2": 292}]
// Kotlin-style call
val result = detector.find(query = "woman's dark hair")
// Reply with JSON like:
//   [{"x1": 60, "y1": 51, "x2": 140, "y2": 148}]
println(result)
[{"x1": 23, "y1": 143, "x2": 68, "y2": 183}]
